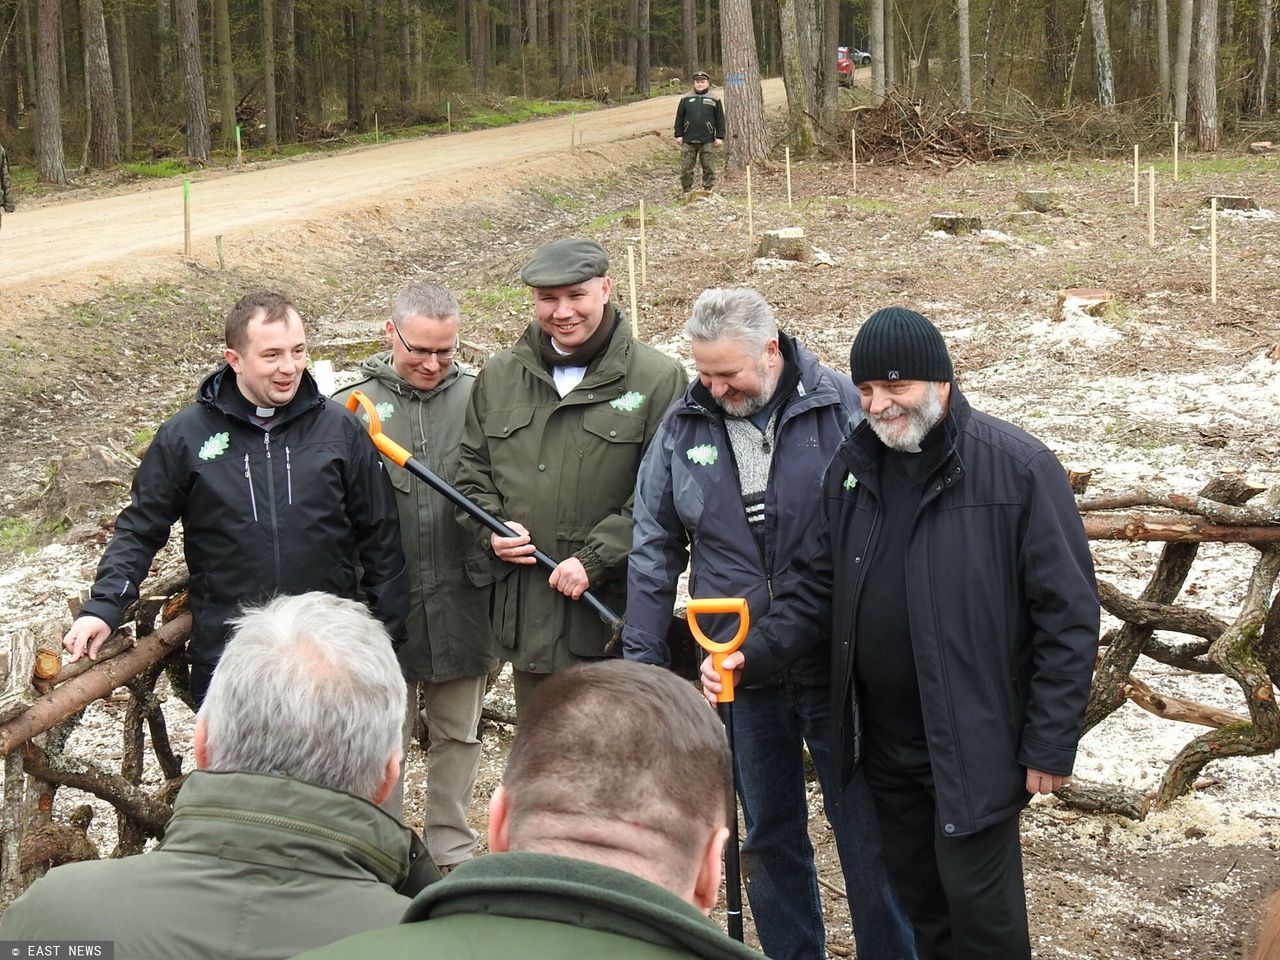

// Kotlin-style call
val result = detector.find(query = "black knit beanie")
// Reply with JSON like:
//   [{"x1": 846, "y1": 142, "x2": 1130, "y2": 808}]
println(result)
[{"x1": 849, "y1": 306, "x2": 954, "y2": 384}]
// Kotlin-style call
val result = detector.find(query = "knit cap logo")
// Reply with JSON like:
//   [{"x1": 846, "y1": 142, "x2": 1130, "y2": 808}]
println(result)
[
  {"x1": 887, "y1": 370, "x2": 900, "y2": 380},
  {"x1": 198, "y1": 432, "x2": 230, "y2": 461},
  {"x1": 687, "y1": 444, "x2": 718, "y2": 466},
  {"x1": 610, "y1": 391, "x2": 647, "y2": 412},
  {"x1": 843, "y1": 473, "x2": 858, "y2": 490}
]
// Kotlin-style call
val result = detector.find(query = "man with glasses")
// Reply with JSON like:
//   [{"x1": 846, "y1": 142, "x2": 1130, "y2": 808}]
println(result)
[{"x1": 336, "y1": 283, "x2": 496, "y2": 872}]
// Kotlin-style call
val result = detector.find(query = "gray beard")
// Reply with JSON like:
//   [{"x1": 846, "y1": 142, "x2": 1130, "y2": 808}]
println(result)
[
  {"x1": 868, "y1": 383, "x2": 946, "y2": 452},
  {"x1": 719, "y1": 362, "x2": 781, "y2": 419}
]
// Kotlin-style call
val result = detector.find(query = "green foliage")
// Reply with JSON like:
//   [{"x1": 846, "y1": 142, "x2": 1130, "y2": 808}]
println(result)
[
  {"x1": 463, "y1": 284, "x2": 529, "y2": 319},
  {"x1": 121, "y1": 160, "x2": 195, "y2": 178},
  {"x1": 0, "y1": 517, "x2": 38, "y2": 557}
]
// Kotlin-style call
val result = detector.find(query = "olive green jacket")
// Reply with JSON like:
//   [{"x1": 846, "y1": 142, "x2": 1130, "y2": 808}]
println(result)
[
  {"x1": 297, "y1": 851, "x2": 766, "y2": 960},
  {"x1": 336, "y1": 356, "x2": 498, "y2": 683},
  {"x1": 454, "y1": 309, "x2": 687, "y2": 672},
  {"x1": 0, "y1": 770, "x2": 427, "y2": 959},
  {"x1": 0, "y1": 142, "x2": 14, "y2": 219}
]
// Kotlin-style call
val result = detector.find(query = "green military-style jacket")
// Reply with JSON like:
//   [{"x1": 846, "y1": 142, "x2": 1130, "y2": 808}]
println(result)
[
  {"x1": 454, "y1": 308, "x2": 687, "y2": 672},
  {"x1": 336, "y1": 356, "x2": 497, "y2": 684},
  {"x1": 296, "y1": 851, "x2": 766, "y2": 960}
]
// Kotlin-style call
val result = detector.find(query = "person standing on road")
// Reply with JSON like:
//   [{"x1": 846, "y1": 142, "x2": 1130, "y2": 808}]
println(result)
[
  {"x1": 0, "y1": 139, "x2": 15, "y2": 232},
  {"x1": 335, "y1": 282, "x2": 497, "y2": 871},
  {"x1": 703, "y1": 306, "x2": 1099, "y2": 959},
  {"x1": 61, "y1": 291, "x2": 409, "y2": 706},
  {"x1": 454, "y1": 238, "x2": 687, "y2": 716},
  {"x1": 675, "y1": 71, "x2": 725, "y2": 194},
  {"x1": 624, "y1": 288, "x2": 916, "y2": 960}
]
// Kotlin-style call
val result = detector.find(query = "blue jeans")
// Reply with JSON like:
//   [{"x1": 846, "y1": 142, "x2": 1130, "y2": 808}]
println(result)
[{"x1": 731, "y1": 680, "x2": 917, "y2": 960}]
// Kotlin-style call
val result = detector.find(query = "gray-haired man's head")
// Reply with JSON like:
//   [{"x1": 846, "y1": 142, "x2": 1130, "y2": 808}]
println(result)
[{"x1": 686, "y1": 288, "x2": 784, "y2": 418}]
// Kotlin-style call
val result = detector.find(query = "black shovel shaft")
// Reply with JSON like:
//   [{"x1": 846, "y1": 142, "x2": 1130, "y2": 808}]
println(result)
[
  {"x1": 720, "y1": 700, "x2": 744, "y2": 942},
  {"x1": 398, "y1": 455, "x2": 623, "y2": 629}
]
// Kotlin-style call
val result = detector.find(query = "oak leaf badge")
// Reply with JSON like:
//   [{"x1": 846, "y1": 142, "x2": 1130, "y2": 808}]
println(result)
[
  {"x1": 198, "y1": 432, "x2": 230, "y2": 462},
  {"x1": 686, "y1": 444, "x2": 718, "y2": 466},
  {"x1": 610, "y1": 391, "x2": 647, "y2": 412}
]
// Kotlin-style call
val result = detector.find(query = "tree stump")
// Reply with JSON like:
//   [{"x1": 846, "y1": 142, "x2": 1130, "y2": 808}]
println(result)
[
  {"x1": 1248, "y1": 142, "x2": 1277, "y2": 155},
  {"x1": 930, "y1": 212, "x2": 983, "y2": 235},
  {"x1": 1204, "y1": 195, "x2": 1259, "y2": 211},
  {"x1": 1006, "y1": 210, "x2": 1039, "y2": 225},
  {"x1": 1055, "y1": 289, "x2": 1115, "y2": 322},
  {"x1": 755, "y1": 227, "x2": 811, "y2": 262},
  {"x1": 1016, "y1": 189, "x2": 1062, "y2": 213}
]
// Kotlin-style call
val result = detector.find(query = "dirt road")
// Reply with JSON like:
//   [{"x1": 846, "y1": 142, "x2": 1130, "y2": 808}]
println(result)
[{"x1": 0, "y1": 78, "x2": 787, "y2": 300}]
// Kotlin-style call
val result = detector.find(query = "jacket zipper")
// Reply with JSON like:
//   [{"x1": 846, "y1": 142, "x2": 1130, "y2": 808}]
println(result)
[
  {"x1": 169, "y1": 804, "x2": 404, "y2": 877},
  {"x1": 243, "y1": 454, "x2": 258, "y2": 521},
  {"x1": 263, "y1": 433, "x2": 282, "y2": 583},
  {"x1": 285, "y1": 446, "x2": 293, "y2": 505}
]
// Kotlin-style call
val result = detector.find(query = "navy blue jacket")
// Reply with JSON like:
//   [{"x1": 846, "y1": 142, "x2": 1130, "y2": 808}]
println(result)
[
  {"x1": 80, "y1": 366, "x2": 409, "y2": 664},
  {"x1": 741, "y1": 387, "x2": 1099, "y2": 835},
  {"x1": 623, "y1": 335, "x2": 858, "y2": 686}
]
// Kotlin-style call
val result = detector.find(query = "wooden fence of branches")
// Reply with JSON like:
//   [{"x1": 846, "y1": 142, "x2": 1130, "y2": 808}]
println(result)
[{"x1": 0, "y1": 471, "x2": 1278, "y2": 904}]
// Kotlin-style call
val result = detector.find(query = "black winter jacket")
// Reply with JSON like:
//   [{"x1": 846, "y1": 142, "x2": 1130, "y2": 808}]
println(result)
[
  {"x1": 623, "y1": 335, "x2": 858, "y2": 686},
  {"x1": 79, "y1": 366, "x2": 409, "y2": 664},
  {"x1": 741, "y1": 387, "x2": 1098, "y2": 836},
  {"x1": 675, "y1": 92, "x2": 726, "y2": 143}
]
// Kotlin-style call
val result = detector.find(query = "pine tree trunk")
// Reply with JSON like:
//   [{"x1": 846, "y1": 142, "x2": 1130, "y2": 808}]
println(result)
[
  {"x1": 174, "y1": 0, "x2": 210, "y2": 159},
  {"x1": 682, "y1": 0, "x2": 697, "y2": 75},
  {"x1": 213, "y1": 0, "x2": 235, "y2": 147},
  {"x1": 399, "y1": 0, "x2": 413, "y2": 99},
  {"x1": 719, "y1": 0, "x2": 767, "y2": 171},
  {"x1": 1060, "y1": 0, "x2": 1088, "y2": 107},
  {"x1": 870, "y1": 0, "x2": 884, "y2": 103},
  {"x1": 109, "y1": 0, "x2": 133, "y2": 159},
  {"x1": 885, "y1": 0, "x2": 897, "y2": 90},
  {"x1": 957, "y1": 0, "x2": 972, "y2": 108},
  {"x1": 371, "y1": 0, "x2": 385, "y2": 94},
  {"x1": 1088, "y1": 0, "x2": 1115, "y2": 107},
  {"x1": 278, "y1": 0, "x2": 297, "y2": 142},
  {"x1": 626, "y1": 0, "x2": 638, "y2": 69},
  {"x1": 36, "y1": 0, "x2": 66, "y2": 182},
  {"x1": 83, "y1": 0, "x2": 120, "y2": 166},
  {"x1": 1172, "y1": 0, "x2": 1192, "y2": 122},
  {"x1": 777, "y1": 0, "x2": 814, "y2": 152},
  {"x1": 1155, "y1": 0, "x2": 1171, "y2": 116},
  {"x1": 702, "y1": 0, "x2": 713, "y2": 67},
  {"x1": 470, "y1": 0, "x2": 488, "y2": 91},
  {"x1": 3, "y1": 30, "x2": 19, "y2": 133},
  {"x1": 636, "y1": 0, "x2": 650, "y2": 93},
  {"x1": 261, "y1": 0, "x2": 277, "y2": 148},
  {"x1": 1194, "y1": 0, "x2": 1218, "y2": 149},
  {"x1": 817, "y1": 0, "x2": 839, "y2": 124},
  {"x1": 155, "y1": 0, "x2": 171, "y2": 100},
  {"x1": 22, "y1": 2, "x2": 37, "y2": 110},
  {"x1": 1258, "y1": 0, "x2": 1273, "y2": 116},
  {"x1": 556, "y1": 0, "x2": 576, "y2": 90}
]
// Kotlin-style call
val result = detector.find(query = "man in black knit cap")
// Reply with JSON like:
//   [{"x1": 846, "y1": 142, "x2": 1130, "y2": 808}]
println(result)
[{"x1": 703, "y1": 306, "x2": 1099, "y2": 959}]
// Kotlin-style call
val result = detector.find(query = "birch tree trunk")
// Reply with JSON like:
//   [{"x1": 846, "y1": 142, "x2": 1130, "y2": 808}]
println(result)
[
  {"x1": 35, "y1": 0, "x2": 65, "y2": 182},
  {"x1": 1088, "y1": 0, "x2": 1115, "y2": 107},
  {"x1": 174, "y1": 0, "x2": 210, "y2": 160},
  {"x1": 719, "y1": 0, "x2": 767, "y2": 171},
  {"x1": 870, "y1": 0, "x2": 884, "y2": 103},
  {"x1": 1258, "y1": 0, "x2": 1273, "y2": 116},
  {"x1": 957, "y1": 0, "x2": 971, "y2": 108},
  {"x1": 885, "y1": 0, "x2": 896, "y2": 90},
  {"x1": 1194, "y1": 0, "x2": 1218, "y2": 150},
  {"x1": 83, "y1": 0, "x2": 120, "y2": 166},
  {"x1": 1172, "y1": 0, "x2": 1193, "y2": 123},
  {"x1": 213, "y1": 0, "x2": 235, "y2": 148},
  {"x1": 1155, "y1": 0, "x2": 1171, "y2": 116}
]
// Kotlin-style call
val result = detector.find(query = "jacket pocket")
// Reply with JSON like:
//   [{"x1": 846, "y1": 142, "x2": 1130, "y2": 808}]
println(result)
[{"x1": 482, "y1": 405, "x2": 536, "y2": 441}]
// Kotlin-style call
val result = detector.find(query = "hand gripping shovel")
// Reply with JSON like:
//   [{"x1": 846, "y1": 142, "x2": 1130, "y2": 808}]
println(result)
[
  {"x1": 345, "y1": 390, "x2": 624, "y2": 634},
  {"x1": 687, "y1": 596, "x2": 749, "y2": 943}
]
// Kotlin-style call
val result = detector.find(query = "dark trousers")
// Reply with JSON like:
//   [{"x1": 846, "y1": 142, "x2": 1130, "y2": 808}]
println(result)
[
  {"x1": 864, "y1": 752, "x2": 1031, "y2": 960},
  {"x1": 190, "y1": 661, "x2": 216, "y2": 708}
]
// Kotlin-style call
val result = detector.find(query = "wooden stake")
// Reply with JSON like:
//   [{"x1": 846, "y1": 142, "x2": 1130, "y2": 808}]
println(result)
[
  {"x1": 235, "y1": 125, "x2": 243, "y2": 164},
  {"x1": 851, "y1": 126, "x2": 858, "y2": 193},
  {"x1": 627, "y1": 246, "x2": 639, "y2": 337},
  {"x1": 571, "y1": 113, "x2": 577, "y2": 151},
  {"x1": 1210, "y1": 197, "x2": 1218, "y2": 303},
  {"x1": 446, "y1": 101, "x2": 451, "y2": 134},
  {"x1": 1147, "y1": 166, "x2": 1156, "y2": 248},
  {"x1": 639, "y1": 199, "x2": 647, "y2": 286},
  {"x1": 785, "y1": 147, "x2": 793, "y2": 209},
  {"x1": 746, "y1": 165, "x2": 754, "y2": 238},
  {"x1": 215, "y1": 235, "x2": 225, "y2": 270},
  {"x1": 183, "y1": 178, "x2": 191, "y2": 258},
  {"x1": 374, "y1": 111, "x2": 380, "y2": 142},
  {"x1": 1173, "y1": 121, "x2": 1179, "y2": 182},
  {"x1": 1133, "y1": 144, "x2": 1139, "y2": 206}
]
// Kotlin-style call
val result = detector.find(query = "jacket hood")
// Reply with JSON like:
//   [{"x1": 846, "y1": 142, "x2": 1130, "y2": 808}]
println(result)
[
  {"x1": 356, "y1": 350, "x2": 464, "y2": 398},
  {"x1": 403, "y1": 852, "x2": 761, "y2": 960},
  {"x1": 163, "y1": 770, "x2": 418, "y2": 888},
  {"x1": 197, "y1": 363, "x2": 325, "y2": 428}
]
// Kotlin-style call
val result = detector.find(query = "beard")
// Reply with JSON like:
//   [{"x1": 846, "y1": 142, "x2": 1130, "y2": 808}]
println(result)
[
  {"x1": 867, "y1": 383, "x2": 946, "y2": 452},
  {"x1": 718, "y1": 360, "x2": 781, "y2": 418}
]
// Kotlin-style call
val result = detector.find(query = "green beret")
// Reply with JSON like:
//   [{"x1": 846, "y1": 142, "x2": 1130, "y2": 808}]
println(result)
[{"x1": 520, "y1": 238, "x2": 610, "y2": 288}]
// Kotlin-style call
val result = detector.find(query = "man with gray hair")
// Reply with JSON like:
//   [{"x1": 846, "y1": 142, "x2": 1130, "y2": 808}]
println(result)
[
  {"x1": 296, "y1": 660, "x2": 765, "y2": 960},
  {"x1": 335, "y1": 282, "x2": 496, "y2": 871},
  {"x1": 2, "y1": 592, "x2": 439, "y2": 958},
  {"x1": 624, "y1": 288, "x2": 914, "y2": 960}
]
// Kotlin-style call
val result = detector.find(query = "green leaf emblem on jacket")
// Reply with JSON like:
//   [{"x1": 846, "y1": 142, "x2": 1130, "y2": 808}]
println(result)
[
  {"x1": 610, "y1": 391, "x2": 647, "y2": 412},
  {"x1": 360, "y1": 402, "x2": 395, "y2": 425},
  {"x1": 686, "y1": 444, "x2": 718, "y2": 466},
  {"x1": 843, "y1": 472, "x2": 858, "y2": 490},
  {"x1": 198, "y1": 432, "x2": 230, "y2": 461}
]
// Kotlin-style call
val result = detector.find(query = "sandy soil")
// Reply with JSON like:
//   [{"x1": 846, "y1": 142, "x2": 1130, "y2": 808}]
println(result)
[{"x1": 1, "y1": 83, "x2": 1279, "y2": 958}]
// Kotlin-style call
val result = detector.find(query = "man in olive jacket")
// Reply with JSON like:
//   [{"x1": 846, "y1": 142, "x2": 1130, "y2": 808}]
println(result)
[
  {"x1": 2, "y1": 593, "x2": 439, "y2": 958},
  {"x1": 335, "y1": 282, "x2": 497, "y2": 868},
  {"x1": 297, "y1": 659, "x2": 765, "y2": 960},
  {"x1": 454, "y1": 238, "x2": 687, "y2": 714},
  {"x1": 0, "y1": 139, "x2": 14, "y2": 232}
]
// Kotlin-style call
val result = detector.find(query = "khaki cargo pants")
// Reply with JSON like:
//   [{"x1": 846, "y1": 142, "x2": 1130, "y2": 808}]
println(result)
[{"x1": 680, "y1": 142, "x2": 719, "y2": 191}]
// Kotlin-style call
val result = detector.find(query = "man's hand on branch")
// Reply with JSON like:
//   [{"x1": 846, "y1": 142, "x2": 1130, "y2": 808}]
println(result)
[
  {"x1": 1025, "y1": 769, "x2": 1071, "y2": 795},
  {"x1": 63, "y1": 616, "x2": 112, "y2": 663}
]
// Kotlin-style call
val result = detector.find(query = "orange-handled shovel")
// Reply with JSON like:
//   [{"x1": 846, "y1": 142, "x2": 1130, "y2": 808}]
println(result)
[
  {"x1": 345, "y1": 390, "x2": 624, "y2": 633},
  {"x1": 687, "y1": 596, "x2": 749, "y2": 942}
]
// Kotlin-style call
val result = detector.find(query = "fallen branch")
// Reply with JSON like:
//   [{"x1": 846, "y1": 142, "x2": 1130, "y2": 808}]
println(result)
[
  {"x1": 21, "y1": 742, "x2": 172, "y2": 838},
  {"x1": 1054, "y1": 779, "x2": 1150, "y2": 821},
  {"x1": 1097, "y1": 580, "x2": 1228, "y2": 641},
  {"x1": 1123, "y1": 675, "x2": 1250, "y2": 728},
  {"x1": 1082, "y1": 515, "x2": 1280, "y2": 544},
  {"x1": 1078, "y1": 489, "x2": 1279, "y2": 526}
]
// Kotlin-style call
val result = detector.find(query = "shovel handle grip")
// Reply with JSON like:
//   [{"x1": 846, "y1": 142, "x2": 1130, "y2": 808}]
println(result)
[
  {"x1": 687, "y1": 597, "x2": 749, "y2": 704},
  {"x1": 345, "y1": 391, "x2": 412, "y2": 467}
]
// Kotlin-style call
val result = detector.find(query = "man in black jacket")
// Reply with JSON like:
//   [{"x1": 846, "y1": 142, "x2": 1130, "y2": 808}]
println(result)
[
  {"x1": 62, "y1": 291, "x2": 409, "y2": 705},
  {"x1": 674, "y1": 71, "x2": 725, "y2": 193},
  {"x1": 703, "y1": 306, "x2": 1099, "y2": 959}
]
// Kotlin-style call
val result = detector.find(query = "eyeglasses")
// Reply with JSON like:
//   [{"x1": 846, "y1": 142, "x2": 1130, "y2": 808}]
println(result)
[{"x1": 391, "y1": 320, "x2": 459, "y2": 363}]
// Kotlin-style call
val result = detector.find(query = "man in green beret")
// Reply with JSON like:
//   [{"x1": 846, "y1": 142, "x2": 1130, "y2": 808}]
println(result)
[{"x1": 455, "y1": 238, "x2": 687, "y2": 716}]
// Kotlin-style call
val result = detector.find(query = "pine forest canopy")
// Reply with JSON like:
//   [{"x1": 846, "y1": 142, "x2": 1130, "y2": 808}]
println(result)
[{"x1": 0, "y1": 0, "x2": 1275, "y2": 182}]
